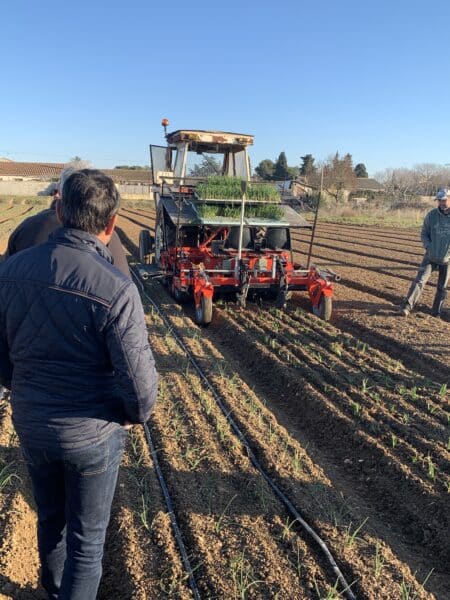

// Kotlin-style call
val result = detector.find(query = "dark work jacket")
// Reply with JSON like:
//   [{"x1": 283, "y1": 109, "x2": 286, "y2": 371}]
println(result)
[
  {"x1": 0, "y1": 228, "x2": 158, "y2": 449},
  {"x1": 5, "y1": 208, "x2": 131, "y2": 277},
  {"x1": 421, "y1": 207, "x2": 450, "y2": 264}
]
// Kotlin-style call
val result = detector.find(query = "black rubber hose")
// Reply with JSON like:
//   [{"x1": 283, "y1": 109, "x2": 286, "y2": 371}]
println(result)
[
  {"x1": 142, "y1": 423, "x2": 202, "y2": 600},
  {"x1": 131, "y1": 268, "x2": 202, "y2": 599}
]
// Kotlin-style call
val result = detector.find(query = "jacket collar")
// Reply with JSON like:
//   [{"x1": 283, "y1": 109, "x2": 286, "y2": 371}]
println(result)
[{"x1": 49, "y1": 227, "x2": 113, "y2": 264}]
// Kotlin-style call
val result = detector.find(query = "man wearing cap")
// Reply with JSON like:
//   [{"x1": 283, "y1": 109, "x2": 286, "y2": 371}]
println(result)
[{"x1": 399, "y1": 188, "x2": 450, "y2": 317}]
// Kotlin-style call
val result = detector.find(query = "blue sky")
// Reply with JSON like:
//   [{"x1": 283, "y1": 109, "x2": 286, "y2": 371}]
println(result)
[{"x1": 1, "y1": 0, "x2": 449, "y2": 176}]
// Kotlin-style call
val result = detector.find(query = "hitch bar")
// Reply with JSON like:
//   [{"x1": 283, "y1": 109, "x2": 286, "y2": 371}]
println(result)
[
  {"x1": 137, "y1": 264, "x2": 166, "y2": 281},
  {"x1": 314, "y1": 266, "x2": 341, "y2": 282}
]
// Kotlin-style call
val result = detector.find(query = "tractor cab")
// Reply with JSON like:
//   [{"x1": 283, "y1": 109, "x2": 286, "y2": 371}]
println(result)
[{"x1": 150, "y1": 127, "x2": 253, "y2": 189}]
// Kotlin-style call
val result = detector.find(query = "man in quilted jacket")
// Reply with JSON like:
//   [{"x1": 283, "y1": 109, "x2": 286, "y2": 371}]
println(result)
[
  {"x1": 0, "y1": 169, "x2": 158, "y2": 600},
  {"x1": 4, "y1": 167, "x2": 131, "y2": 278},
  {"x1": 399, "y1": 188, "x2": 450, "y2": 317}
]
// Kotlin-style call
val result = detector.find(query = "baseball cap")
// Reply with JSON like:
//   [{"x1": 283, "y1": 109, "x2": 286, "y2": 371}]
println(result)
[{"x1": 435, "y1": 188, "x2": 450, "y2": 200}]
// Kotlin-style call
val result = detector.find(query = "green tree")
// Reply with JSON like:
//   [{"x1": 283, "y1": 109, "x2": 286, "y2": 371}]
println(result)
[
  {"x1": 274, "y1": 152, "x2": 289, "y2": 180},
  {"x1": 287, "y1": 166, "x2": 300, "y2": 179},
  {"x1": 189, "y1": 155, "x2": 222, "y2": 177},
  {"x1": 300, "y1": 154, "x2": 316, "y2": 181},
  {"x1": 354, "y1": 163, "x2": 368, "y2": 178},
  {"x1": 114, "y1": 165, "x2": 146, "y2": 170},
  {"x1": 255, "y1": 159, "x2": 275, "y2": 180}
]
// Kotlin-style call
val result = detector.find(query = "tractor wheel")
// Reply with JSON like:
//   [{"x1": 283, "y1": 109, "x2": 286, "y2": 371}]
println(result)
[
  {"x1": 139, "y1": 230, "x2": 152, "y2": 264},
  {"x1": 312, "y1": 294, "x2": 332, "y2": 321},
  {"x1": 172, "y1": 283, "x2": 189, "y2": 304},
  {"x1": 195, "y1": 295, "x2": 213, "y2": 325}
]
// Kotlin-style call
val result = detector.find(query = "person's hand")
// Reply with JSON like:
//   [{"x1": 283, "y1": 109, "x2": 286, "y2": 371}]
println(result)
[{"x1": 123, "y1": 421, "x2": 133, "y2": 430}]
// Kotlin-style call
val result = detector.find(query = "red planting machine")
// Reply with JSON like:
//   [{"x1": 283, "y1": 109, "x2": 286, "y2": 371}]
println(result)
[{"x1": 138, "y1": 120, "x2": 339, "y2": 325}]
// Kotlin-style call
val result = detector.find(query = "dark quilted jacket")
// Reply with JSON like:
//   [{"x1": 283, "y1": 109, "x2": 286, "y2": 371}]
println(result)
[
  {"x1": 0, "y1": 228, "x2": 158, "y2": 449},
  {"x1": 5, "y1": 207, "x2": 131, "y2": 277}
]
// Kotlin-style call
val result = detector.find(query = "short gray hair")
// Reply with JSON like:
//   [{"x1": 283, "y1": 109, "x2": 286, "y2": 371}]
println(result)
[{"x1": 58, "y1": 168, "x2": 76, "y2": 197}]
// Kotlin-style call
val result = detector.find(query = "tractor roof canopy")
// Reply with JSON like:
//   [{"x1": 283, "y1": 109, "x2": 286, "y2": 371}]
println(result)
[
  {"x1": 151, "y1": 129, "x2": 253, "y2": 182},
  {"x1": 166, "y1": 130, "x2": 254, "y2": 154}
]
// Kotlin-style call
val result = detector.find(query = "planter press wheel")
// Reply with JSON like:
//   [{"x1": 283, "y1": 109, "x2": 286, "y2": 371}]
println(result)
[
  {"x1": 139, "y1": 230, "x2": 152, "y2": 264},
  {"x1": 195, "y1": 295, "x2": 213, "y2": 326},
  {"x1": 312, "y1": 294, "x2": 332, "y2": 322}
]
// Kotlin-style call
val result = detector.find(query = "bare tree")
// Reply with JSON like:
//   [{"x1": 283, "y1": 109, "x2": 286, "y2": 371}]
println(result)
[
  {"x1": 375, "y1": 164, "x2": 450, "y2": 204},
  {"x1": 374, "y1": 168, "x2": 413, "y2": 203},
  {"x1": 66, "y1": 156, "x2": 92, "y2": 170},
  {"x1": 309, "y1": 153, "x2": 357, "y2": 202},
  {"x1": 413, "y1": 163, "x2": 450, "y2": 195}
]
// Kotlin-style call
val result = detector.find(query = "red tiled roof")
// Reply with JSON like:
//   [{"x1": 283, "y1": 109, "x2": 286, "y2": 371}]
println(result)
[
  {"x1": 102, "y1": 169, "x2": 152, "y2": 183},
  {"x1": 0, "y1": 161, "x2": 152, "y2": 184},
  {"x1": 0, "y1": 161, "x2": 65, "y2": 178}
]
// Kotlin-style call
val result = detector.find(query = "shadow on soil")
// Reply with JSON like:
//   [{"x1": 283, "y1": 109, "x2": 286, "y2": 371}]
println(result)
[
  {"x1": 0, "y1": 443, "x2": 143, "y2": 600},
  {"x1": 0, "y1": 578, "x2": 46, "y2": 600},
  {"x1": 2, "y1": 442, "x2": 348, "y2": 600}
]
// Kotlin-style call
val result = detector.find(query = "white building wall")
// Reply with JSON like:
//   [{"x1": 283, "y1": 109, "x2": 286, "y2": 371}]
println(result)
[{"x1": 0, "y1": 180, "x2": 152, "y2": 199}]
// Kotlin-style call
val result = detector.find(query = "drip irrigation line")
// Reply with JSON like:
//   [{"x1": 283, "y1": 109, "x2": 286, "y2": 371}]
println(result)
[
  {"x1": 131, "y1": 267, "x2": 202, "y2": 599},
  {"x1": 130, "y1": 264, "x2": 357, "y2": 600},
  {"x1": 142, "y1": 423, "x2": 202, "y2": 600}
]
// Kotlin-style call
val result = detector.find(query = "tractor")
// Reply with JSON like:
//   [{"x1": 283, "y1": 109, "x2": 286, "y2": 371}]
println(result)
[{"x1": 138, "y1": 120, "x2": 339, "y2": 325}]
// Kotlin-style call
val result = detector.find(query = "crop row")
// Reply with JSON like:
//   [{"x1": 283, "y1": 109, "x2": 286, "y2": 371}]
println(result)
[
  {"x1": 222, "y1": 303, "x2": 449, "y2": 487},
  {"x1": 200, "y1": 301, "x2": 449, "y2": 571}
]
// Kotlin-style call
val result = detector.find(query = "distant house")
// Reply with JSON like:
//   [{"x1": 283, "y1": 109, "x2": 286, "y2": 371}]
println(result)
[
  {"x1": 274, "y1": 179, "x2": 313, "y2": 198},
  {"x1": 353, "y1": 178, "x2": 384, "y2": 193},
  {"x1": 0, "y1": 161, "x2": 152, "y2": 185},
  {"x1": 0, "y1": 161, "x2": 65, "y2": 181},
  {"x1": 101, "y1": 169, "x2": 151, "y2": 184}
]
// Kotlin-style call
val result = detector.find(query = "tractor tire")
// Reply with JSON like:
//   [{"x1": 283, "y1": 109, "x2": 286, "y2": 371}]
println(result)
[
  {"x1": 195, "y1": 295, "x2": 213, "y2": 326},
  {"x1": 139, "y1": 230, "x2": 152, "y2": 264},
  {"x1": 312, "y1": 294, "x2": 332, "y2": 321},
  {"x1": 172, "y1": 283, "x2": 189, "y2": 304}
]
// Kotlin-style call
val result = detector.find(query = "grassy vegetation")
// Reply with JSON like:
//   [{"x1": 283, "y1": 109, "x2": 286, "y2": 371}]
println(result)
[
  {"x1": 305, "y1": 197, "x2": 436, "y2": 228},
  {"x1": 0, "y1": 195, "x2": 49, "y2": 206},
  {"x1": 197, "y1": 202, "x2": 284, "y2": 220},
  {"x1": 196, "y1": 176, "x2": 280, "y2": 202}
]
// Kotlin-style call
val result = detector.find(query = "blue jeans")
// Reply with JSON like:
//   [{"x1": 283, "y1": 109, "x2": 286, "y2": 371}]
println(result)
[
  {"x1": 404, "y1": 256, "x2": 449, "y2": 315},
  {"x1": 20, "y1": 427, "x2": 127, "y2": 600}
]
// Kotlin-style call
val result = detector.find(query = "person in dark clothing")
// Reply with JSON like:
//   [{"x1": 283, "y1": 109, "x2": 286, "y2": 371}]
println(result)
[
  {"x1": 5, "y1": 169, "x2": 130, "y2": 278},
  {"x1": 0, "y1": 169, "x2": 158, "y2": 600},
  {"x1": 399, "y1": 188, "x2": 450, "y2": 317}
]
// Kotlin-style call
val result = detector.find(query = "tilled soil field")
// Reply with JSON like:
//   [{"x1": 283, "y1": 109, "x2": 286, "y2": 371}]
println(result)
[
  {"x1": 0, "y1": 203, "x2": 448, "y2": 599},
  {"x1": 0, "y1": 201, "x2": 46, "y2": 256}
]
